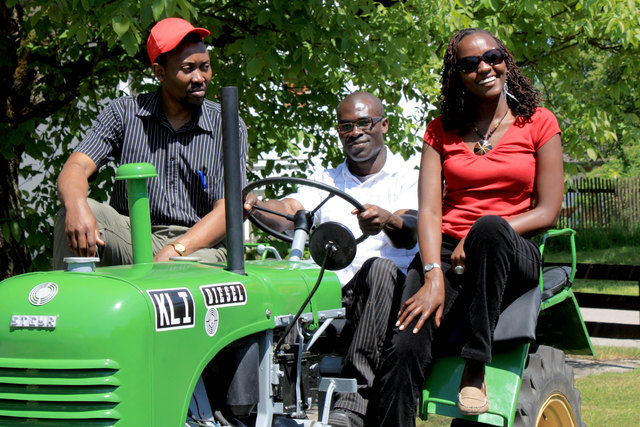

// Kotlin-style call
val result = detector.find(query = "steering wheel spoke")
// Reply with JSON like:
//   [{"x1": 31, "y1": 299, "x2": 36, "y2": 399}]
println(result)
[
  {"x1": 251, "y1": 204, "x2": 295, "y2": 222},
  {"x1": 310, "y1": 193, "x2": 337, "y2": 216}
]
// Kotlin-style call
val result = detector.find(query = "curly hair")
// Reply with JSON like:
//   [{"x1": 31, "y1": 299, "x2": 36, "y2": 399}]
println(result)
[{"x1": 439, "y1": 28, "x2": 540, "y2": 131}]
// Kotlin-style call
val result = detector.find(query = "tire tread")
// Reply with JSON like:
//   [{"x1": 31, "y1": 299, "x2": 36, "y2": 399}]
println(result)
[{"x1": 514, "y1": 345, "x2": 585, "y2": 427}]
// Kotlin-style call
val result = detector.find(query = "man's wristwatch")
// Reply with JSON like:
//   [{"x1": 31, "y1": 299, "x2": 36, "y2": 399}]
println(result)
[
  {"x1": 424, "y1": 263, "x2": 441, "y2": 273},
  {"x1": 171, "y1": 242, "x2": 186, "y2": 256}
]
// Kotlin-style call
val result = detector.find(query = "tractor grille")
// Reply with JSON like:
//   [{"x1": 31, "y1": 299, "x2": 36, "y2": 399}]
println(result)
[{"x1": 0, "y1": 358, "x2": 120, "y2": 426}]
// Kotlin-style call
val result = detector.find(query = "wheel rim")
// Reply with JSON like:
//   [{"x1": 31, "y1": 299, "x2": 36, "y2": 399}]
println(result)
[{"x1": 536, "y1": 392, "x2": 578, "y2": 427}]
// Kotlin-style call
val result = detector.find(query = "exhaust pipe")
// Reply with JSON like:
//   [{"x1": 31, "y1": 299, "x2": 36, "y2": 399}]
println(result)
[
  {"x1": 221, "y1": 86, "x2": 246, "y2": 275},
  {"x1": 116, "y1": 162, "x2": 157, "y2": 264}
]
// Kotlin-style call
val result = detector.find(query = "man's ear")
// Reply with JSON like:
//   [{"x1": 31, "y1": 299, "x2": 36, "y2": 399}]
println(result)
[
  {"x1": 380, "y1": 117, "x2": 389, "y2": 134},
  {"x1": 152, "y1": 63, "x2": 165, "y2": 82}
]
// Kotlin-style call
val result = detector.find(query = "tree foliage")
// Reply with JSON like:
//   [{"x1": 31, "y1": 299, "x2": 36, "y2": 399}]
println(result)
[{"x1": 2, "y1": 0, "x2": 640, "y2": 278}]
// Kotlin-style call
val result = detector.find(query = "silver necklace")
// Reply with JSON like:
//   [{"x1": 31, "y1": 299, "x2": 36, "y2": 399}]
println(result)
[{"x1": 472, "y1": 109, "x2": 509, "y2": 155}]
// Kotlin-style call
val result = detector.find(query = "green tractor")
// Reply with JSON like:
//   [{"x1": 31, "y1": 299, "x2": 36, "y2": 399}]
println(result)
[{"x1": 0, "y1": 88, "x2": 593, "y2": 426}]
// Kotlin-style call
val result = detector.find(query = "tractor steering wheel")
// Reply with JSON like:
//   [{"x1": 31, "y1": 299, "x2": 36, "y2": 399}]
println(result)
[{"x1": 242, "y1": 177, "x2": 368, "y2": 245}]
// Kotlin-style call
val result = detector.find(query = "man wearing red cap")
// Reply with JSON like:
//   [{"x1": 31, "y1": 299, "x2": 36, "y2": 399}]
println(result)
[{"x1": 53, "y1": 17, "x2": 248, "y2": 268}]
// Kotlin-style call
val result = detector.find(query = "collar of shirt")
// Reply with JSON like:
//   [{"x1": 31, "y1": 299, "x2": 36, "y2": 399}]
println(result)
[
  {"x1": 134, "y1": 90, "x2": 215, "y2": 133},
  {"x1": 338, "y1": 146, "x2": 400, "y2": 186}
]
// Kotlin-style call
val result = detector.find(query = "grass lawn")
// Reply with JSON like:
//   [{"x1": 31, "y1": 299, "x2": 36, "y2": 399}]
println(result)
[
  {"x1": 590, "y1": 345, "x2": 640, "y2": 360},
  {"x1": 417, "y1": 415, "x2": 450, "y2": 426},
  {"x1": 576, "y1": 369, "x2": 640, "y2": 425},
  {"x1": 544, "y1": 245, "x2": 640, "y2": 265},
  {"x1": 573, "y1": 344, "x2": 640, "y2": 427},
  {"x1": 571, "y1": 278, "x2": 637, "y2": 295}
]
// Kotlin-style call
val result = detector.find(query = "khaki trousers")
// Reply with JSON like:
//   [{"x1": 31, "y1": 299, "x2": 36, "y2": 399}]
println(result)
[{"x1": 53, "y1": 198, "x2": 226, "y2": 270}]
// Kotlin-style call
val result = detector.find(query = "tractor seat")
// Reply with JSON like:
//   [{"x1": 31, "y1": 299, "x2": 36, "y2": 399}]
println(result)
[
  {"x1": 541, "y1": 265, "x2": 572, "y2": 300},
  {"x1": 493, "y1": 264, "x2": 572, "y2": 344}
]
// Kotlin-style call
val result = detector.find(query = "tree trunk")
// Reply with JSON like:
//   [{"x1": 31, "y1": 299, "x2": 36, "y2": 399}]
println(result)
[{"x1": 0, "y1": 154, "x2": 31, "y2": 280}]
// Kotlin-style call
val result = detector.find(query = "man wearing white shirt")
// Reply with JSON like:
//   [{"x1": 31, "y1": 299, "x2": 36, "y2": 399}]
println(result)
[
  {"x1": 244, "y1": 92, "x2": 418, "y2": 426},
  {"x1": 285, "y1": 144, "x2": 418, "y2": 285}
]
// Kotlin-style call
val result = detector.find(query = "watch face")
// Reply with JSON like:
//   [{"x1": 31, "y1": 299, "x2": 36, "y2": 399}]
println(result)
[
  {"x1": 173, "y1": 243, "x2": 186, "y2": 255},
  {"x1": 424, "y1": 263, "x2": 440, "y2": 272}
]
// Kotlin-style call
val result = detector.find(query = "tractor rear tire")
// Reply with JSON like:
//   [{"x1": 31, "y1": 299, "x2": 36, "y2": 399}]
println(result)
[{"x1": 514, "y1": 345, "x2": 585, "y2": 427}]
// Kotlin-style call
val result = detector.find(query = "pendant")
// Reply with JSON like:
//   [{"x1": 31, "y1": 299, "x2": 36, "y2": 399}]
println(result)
[{"x1": 474, "y1": 140, "x2": 493, "y2": 156}]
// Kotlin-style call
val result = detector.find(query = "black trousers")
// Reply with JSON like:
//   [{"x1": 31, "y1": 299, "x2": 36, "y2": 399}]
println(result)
[
  {"x1": 334, "y1": 257, "x2": 406, "y2": 417},
  {"x1": 369, "y1": 216, "x2": 541, "y2": 426}
]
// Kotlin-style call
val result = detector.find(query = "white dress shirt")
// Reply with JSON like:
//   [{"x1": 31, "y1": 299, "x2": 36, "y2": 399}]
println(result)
[{"x1": 288, "y1": 147, "x2": 419, "y2": 285}]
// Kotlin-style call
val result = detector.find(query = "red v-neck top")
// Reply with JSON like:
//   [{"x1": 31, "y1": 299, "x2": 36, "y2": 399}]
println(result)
[{"x1": 423, "y1": 107, "x2": 561, "y2": 240}]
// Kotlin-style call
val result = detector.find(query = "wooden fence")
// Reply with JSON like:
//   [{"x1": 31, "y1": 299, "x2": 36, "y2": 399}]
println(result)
[
  {"x1": 573, "y1": 263, "x2": 640, "y2": 340},
  {"x1": 558, "y1": 177, "x2": 640, "y2": 229},
  {"x1": 547, "y1": 262, "x2": 640, "y2": 339}
]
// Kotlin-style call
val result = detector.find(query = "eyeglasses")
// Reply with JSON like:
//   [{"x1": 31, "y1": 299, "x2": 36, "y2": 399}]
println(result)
[
  {"x1": 336, "y1": 117, "x2": 384, "y2": 134},
  {"x1": 456, "y1": 49, "x2": 505, "y2": 73}
]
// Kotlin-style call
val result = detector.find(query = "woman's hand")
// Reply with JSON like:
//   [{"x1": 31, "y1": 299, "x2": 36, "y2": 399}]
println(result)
[
  {"x1": 451, "y1": 236, "x2": 466, "y2": 273},
  {"x1": 396, "y1": 270, "x2": 446, "y2": 333}
]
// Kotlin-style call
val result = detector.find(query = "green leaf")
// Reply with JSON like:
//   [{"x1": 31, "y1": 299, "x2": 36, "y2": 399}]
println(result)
[
  {"x1": 112, "y1": 17, "x2": 130, "y2": 38},
  {"x1": 246, "y1": 57, "x2": 262, "y2": 78},
  {"x1": 11, "y1": 221, "x2": 22, "y2": 243},
  {"x1": 2, "y1": 223, "x2": 10, "y2": 243},
  {"x1": 258, "y1": 10, "x2": 270, "y2": 26},
  {"x1": 120, "y1": 31, "x2": 139, "y2": 56},
  {"x1": 140, "y1": 6, "x2": 154, "y2": 27},
  {"x1": 152, "y1": 0, "x2": 165, "y2": 20}
]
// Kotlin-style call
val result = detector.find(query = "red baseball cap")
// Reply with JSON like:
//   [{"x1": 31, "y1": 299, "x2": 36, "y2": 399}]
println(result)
[{"x1": 147, "y1": 17, "x2": 210, "y2": 64}]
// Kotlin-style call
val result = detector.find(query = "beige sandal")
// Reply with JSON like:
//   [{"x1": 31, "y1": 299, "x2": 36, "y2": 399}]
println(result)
[{"x1": 457, "y1": 381, "x2": 489, "y2": 415}]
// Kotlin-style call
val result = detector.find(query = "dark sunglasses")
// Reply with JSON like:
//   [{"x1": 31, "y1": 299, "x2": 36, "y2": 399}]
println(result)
[
  {"x1": 457, "y1": 48, "x2": 505, "y2": 73},
  {"x1": 336, "y1": 117, "x2": 384, "y2": 134}
]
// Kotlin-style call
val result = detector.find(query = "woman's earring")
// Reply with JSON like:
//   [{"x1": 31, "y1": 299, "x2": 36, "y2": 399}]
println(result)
[{"x1": 503, "y1": 79, "x2": 518, "y2": 103}]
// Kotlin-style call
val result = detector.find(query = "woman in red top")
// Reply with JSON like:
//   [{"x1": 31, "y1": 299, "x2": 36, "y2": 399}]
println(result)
[{"x1": 371, "y1": 29, "x2": 564, "y2": 425}]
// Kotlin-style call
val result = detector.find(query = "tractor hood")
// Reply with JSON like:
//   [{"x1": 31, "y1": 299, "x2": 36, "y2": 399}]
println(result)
[
  {"x1": 1, "y1": 260, "x2": 340, "y2": 358},
  {"x1": 0, "y1": 259, "x2": 341, "y2": 425}
]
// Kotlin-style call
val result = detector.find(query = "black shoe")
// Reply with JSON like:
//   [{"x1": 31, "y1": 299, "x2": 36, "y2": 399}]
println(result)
[{"x1": 328, "y1": 408, "x2": 364, "y2": 427}]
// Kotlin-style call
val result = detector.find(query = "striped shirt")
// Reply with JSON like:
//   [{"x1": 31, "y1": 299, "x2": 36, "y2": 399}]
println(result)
[{"x1": 75, "y1": 90, "x2": 248, "y2": 227}]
